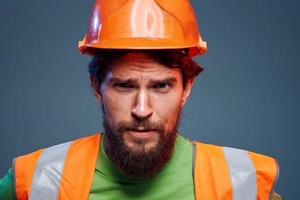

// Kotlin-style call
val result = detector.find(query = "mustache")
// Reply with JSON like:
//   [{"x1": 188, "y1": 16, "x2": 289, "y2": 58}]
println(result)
[{"x1": 116, "y1": 120, "x2": 165, "y2": 133}]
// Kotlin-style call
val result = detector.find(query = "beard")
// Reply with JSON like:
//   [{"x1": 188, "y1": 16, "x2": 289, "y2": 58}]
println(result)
[{"x1": 102, "y1": 108, "x2": 180, "y2": 179}]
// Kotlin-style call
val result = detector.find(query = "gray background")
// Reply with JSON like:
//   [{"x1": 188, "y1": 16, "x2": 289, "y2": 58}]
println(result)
[{"x1": 0, "y1": 0, "x2": 299, "y2": 198}]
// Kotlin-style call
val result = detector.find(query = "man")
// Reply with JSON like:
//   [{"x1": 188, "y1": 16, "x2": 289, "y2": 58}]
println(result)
[{"x1": 0, "y1": 0, "x2": 280, "y2": 199}]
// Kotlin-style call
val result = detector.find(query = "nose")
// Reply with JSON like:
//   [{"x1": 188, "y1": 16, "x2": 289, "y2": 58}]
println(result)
[{"x1": 131, "y1": 89, "x2": 153, "y2": 120}]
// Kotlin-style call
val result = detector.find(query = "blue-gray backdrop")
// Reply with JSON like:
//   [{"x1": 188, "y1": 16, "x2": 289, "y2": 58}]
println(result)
[{"x1": 0, "y1": 0, "x2": 299, "y2": 198}]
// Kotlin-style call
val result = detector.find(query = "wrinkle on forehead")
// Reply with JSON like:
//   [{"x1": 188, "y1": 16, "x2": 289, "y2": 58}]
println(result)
[
  {"x1": 102, "y1": 52, "x2": 183, "y2": 85},
  {"x1": 108, "y1": 64, "x2": 181, "y2": 82},
  {"x1": 109, "y1": 52, "x2": 180, "y2": 75}
]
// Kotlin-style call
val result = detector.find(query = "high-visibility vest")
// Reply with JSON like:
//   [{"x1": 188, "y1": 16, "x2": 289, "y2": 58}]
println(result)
[{"x1": 13, "y1": 133, "x2": 278, "y2": 200}]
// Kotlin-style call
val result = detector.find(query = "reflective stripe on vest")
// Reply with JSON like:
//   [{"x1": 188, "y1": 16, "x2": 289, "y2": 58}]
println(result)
[
  {"x1": 30, "y1": 141, "x2": 71, "y2": 200},
  {"x1": 193, "y1": 142, "x2": 278, "y2": 200},
  {"x1": 223, "y1": 147, "x2": 257, "y2": 200},
  {"x1": 14, "y1": 133, "x2": 101, "y2": 200},
  {"x1": 14, "y1": 134, "x2": 278, "y2": 200}
]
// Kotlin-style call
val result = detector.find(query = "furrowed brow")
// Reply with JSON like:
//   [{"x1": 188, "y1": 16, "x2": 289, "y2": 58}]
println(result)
[
  {"x1": 108, "y1": 77, "x2": 138, "y2": 83},
  {"x1": 149, "y1": 77, "x2": 177, "y2": 84}
]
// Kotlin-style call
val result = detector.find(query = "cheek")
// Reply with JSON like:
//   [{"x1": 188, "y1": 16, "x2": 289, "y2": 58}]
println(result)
[
  {"x1": 151, "y1": 90, "x2": 183, "y2": 127},
  {"x1": 102, "y1": 90, "x2": 133, "y2": 121}
]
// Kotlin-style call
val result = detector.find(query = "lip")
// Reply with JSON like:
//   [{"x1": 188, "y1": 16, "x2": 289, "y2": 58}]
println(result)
[{"x1": 127, "y1": 129, "x2": 157, "y2": 139}]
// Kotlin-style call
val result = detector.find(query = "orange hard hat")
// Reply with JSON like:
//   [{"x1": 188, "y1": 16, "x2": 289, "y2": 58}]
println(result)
[{"x1": 78, "y1": 0, "x2": 207, "y2": 57}]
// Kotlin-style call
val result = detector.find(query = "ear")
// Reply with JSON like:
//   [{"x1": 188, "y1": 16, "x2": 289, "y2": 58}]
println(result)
[
  {"x1": 90, "y1": 75, "x2": 102, "y2": 102},
  {"x1": 181, "y1": 78, "x2": 195, "y2": 107}
]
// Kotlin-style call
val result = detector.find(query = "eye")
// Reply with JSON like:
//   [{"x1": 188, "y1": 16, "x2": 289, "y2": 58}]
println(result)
[
  {"x1": 152, "y1": 82, "x2": 171, "y2": 92},
  {"x1": 153, "y1": 82, "x2": 169, "y2": 89}
]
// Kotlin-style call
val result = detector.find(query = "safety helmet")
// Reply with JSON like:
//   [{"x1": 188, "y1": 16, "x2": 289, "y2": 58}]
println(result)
[{"x1": 78, "y1": 0, "x2": 207, "y2": 57}]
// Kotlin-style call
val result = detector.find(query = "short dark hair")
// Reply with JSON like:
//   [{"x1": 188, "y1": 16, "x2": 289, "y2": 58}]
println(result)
[{"x1": 88, "y1": 49, "x2": 203, "y2": 88}]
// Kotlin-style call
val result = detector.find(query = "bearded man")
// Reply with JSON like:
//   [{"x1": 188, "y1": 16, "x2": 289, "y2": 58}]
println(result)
[
  {"x1": 89, "y1": 50, "x2": 199, "y2": 180},
  {"x1": 0, "y1": 0, "x2": 280, "y2": 199}
]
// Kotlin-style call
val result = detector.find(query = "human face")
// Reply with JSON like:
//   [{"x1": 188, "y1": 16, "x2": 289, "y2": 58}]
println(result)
[
  {"x1": 98, "y1": 52, "x2": 193, "y2": 149},
  {"x1": 92, "y1": 52, "x2": 194, "y2": 178}
]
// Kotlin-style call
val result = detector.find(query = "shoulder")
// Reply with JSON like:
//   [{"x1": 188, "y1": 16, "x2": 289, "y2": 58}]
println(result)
[
  {"x1": 192, "y1": 141, "x2": 279, "y2": 182},
  {"x1": 14, "y1": 133, "x2": 102, "y2": 175},
  {"x1": 13, "y1": 133, "x2": 102, "y2": 199},
  {"x1": 16, "y1": 133, "x2": 101, "y2": 160},
  {"x1": 0, "y1": 168, "x2": 14, "y2": 200},
  {"x1": 192, "y1": 140, "x2": 278, "y2": 165},
  {"x1": 192, "y1": 141, "x2": 280, "y2": 199}
]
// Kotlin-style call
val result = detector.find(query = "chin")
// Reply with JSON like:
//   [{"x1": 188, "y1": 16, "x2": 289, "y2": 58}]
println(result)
[{"x1": 124, "y1": 137, "x2": 159, "y2": 155}]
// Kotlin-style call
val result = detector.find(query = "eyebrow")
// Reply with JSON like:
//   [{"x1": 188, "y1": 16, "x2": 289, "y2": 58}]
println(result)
[
  {"x1": 108, "y1": 77, "x2": 138, "y2": 84},
  {"x1": 149, "y1": 77, "x2": 177, "y2": 84}
]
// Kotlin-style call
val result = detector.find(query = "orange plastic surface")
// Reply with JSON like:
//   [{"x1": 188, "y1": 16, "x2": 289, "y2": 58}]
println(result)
[{"x1": 78, "y1": 0, "x2": 207, "y2": 57}]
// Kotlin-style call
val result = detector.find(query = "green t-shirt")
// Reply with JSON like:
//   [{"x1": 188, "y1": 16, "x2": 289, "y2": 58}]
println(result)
[
  {"x1": 0, "y1": 168, "x2": 14, "y2": 200},
  {"x1": 0, "y1": 134, "x2": 195, "y2": 200}
]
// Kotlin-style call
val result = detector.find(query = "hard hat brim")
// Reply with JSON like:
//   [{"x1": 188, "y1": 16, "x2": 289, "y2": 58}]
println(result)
[{"x1": 79, "y1": 37, "x2": 207, "y2": 57}]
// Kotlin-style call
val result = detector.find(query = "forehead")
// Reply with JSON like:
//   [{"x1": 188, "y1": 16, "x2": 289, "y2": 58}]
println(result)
[{"x1": 108, "y1": 52, "x2": 181, "y2": 77}]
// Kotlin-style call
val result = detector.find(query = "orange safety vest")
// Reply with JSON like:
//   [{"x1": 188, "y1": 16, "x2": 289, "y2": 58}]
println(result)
[{"x1": 13, "y1": 133, "x2": 278, "y2": 200}]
